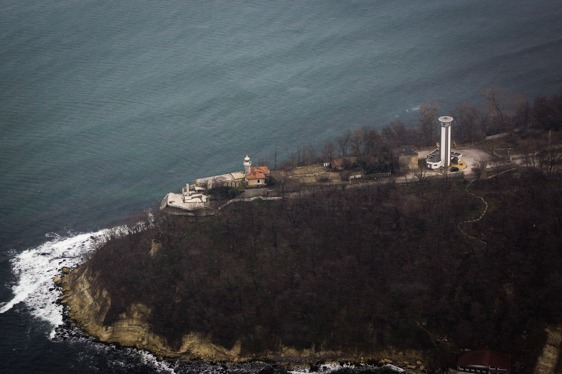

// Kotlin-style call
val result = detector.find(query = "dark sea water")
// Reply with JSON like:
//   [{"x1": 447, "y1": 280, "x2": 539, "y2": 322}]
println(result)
[{"x1": 1, "y1": 1, "x2": 561, "y2": 372}]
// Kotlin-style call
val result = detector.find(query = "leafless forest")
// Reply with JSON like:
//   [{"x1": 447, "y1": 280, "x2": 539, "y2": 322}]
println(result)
[{"x1": 85, "y1": 89, "x2": 562, "y2": 373}]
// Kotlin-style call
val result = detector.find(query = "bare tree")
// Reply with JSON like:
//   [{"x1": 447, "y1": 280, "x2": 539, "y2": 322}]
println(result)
[
  {"x1": 350, "y1": 127, "x2": 364, "y2": 156},
  {"x1": 538, "y1": 145, "x2": 562, "y2": 176},
  {"x1": 303, "y1": 144, "x2": 317, "y2": 165},
  {"x1": 513, "y1": 94, "x2": 531, "y2": 130},
  {"x1": 272, "y1": 147, "x2": 278, "y2": 170},
  {"x1": 382, "y1": 120, "x2": 408, "y2": 148},
  {"x1": 362, "y1": 126, "x2": 381, "y2": 155},
  {"x1": 452, "y1": 103, "x2": 481, "y2": 144},
  {"x1": 521, "y1": 140, "x2": 539, "y2": 169},
  {"x1": 481, "y1": 87, "x2": 517, "y2": 133},
  {"x1": 532, "y1": 93, "x2": 562, "y2": 130},
  {"x1": 417, "y1": 103, "x2": 439, "y2": 147},
  {"x1": 337, "y1": 129, "x2": 352, "y2": 156},
  {"x1": 322, "y1": 140, "x2": 337, "y2": 162},
  {"x1": 482, "y1": 88, "x2": 504, "y2": 131},
  {"x1": 477, "y1": 109, "x2": 491, "y2": 137}
]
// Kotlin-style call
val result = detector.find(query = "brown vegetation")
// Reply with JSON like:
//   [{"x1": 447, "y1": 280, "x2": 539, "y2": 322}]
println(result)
[
  {"x1": 69, "y1": 88, "x2": 562, "y2": 372},
  {"x1": 82, "y1": 169, "x2": 562, "y2": 373}
]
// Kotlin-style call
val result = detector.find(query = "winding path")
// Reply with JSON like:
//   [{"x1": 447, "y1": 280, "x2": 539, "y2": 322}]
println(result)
[
  {"x1": 457, "y1": 168, "x2": 517, "y2": 248},
  {"x1": 457, "y1": 179, "x2": 489, "y2": 249}
]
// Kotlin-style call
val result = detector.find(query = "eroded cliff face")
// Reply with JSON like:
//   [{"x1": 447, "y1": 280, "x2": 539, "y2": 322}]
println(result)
[
  {"x1": 534, "y1": 325, "x2": 562, "y2": 374},
  {"x1": 59, "y1": 266, "x2": 245, "y2": 361},
  {"x1": 58, "y1": 265, "x2": 426, "y2": 368}
]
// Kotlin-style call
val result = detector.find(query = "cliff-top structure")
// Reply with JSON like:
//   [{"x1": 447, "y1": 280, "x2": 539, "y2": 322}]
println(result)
[
  {"x1": 161, "y1": 155, "x2": 270, "y2": 213},
  {"x1": 426, "y1": 116, "x2": 463, "y2": 169}
]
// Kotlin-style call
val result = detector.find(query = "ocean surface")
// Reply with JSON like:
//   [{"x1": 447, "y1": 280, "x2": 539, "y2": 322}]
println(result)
[{"x1": 1, "y1": 1, "x2": 561, "y2": 372}]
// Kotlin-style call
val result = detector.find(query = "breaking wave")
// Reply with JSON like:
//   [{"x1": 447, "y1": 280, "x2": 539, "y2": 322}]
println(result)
[
  {"x1": 0, "y1": 229, "x2": 110, "y2": 337},
  {"x1": 0, "y1": 225, "x2": 182, "y2": 373}
]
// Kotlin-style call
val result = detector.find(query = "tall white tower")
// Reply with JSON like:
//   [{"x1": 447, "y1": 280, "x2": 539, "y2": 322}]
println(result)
[
  {"x1": 439, "y1": 116, "x2": 453, "y2": 168},
  {"x1": 243, "y1": 155, "x2": 252, "y2": 175}
]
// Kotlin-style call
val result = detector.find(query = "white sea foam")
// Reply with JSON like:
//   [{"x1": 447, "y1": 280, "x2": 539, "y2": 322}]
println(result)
[
  {"x1": 288, "y1": 362, "x2": 362, "y2": 373},
  {"x1": 288, "y1": 362, "x2": 406, "y2": 373},
  {"x1": 63, "y1": 333, "x2": 178, "y2": 374},
  {"x1": 136, "y1": 349, "x2": 177, "y2": 373},
  {"x1": 0, "y1": 229, "x2": 112, "y2": 338}
]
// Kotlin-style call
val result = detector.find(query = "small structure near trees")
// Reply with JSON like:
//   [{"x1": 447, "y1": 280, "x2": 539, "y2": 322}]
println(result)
[
  {"x1": 450, "y1": 350, "x2": 510, "y2": 374},
  {"x1": 243, "y1": 155, "x2": 271, "y2": 188},
  {"x1": 393, "y1": 145, "x2": 419, "y2": 171},
  {"x1": 161, "y1": 184, "x2": 211, "y2": 212},
  {"x1": 162, "y1": 155, "x2": 271, "y2": 213}
]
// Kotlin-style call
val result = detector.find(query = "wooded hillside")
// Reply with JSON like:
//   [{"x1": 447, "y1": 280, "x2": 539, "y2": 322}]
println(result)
[{"x1": 86, "y1": 171, "x2": 562, "y2": 373}]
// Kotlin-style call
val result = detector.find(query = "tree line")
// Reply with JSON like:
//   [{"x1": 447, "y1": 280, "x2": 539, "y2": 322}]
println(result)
[{"x1": 281, "y1": 88, "x2": 562, "y2": 169}]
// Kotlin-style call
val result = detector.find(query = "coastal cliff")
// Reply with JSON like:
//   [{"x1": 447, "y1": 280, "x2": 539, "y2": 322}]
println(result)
[
  {"x1": 56, "y1": 267, "x2": 396, "y2": 362},
  {"x1": 58, "y1": 171, "x2": 562, "y2": 373},
  {"x1": 59, "y1": 266, "x2": 429, "y2": 369},
  {"x1": 60, "y1": 266, "x2": 247, "y2": 361}
]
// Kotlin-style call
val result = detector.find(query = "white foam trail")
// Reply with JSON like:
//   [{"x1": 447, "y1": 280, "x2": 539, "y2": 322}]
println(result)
[
  {"x1": 406, "y1": 105, "x2": 421, "y2": 113},
  {"x1": 288, "y1": 363, "x2": 357, "y2": 373},
  {"x1": 288, "y1": 362, "x2": 406, "y2": 373},
  {"x1": 0, "y1": 229, "x2": 113, "y2": 338},
  {"x1": 136, "y1": 349, "x2": 176, "y2": 373}
]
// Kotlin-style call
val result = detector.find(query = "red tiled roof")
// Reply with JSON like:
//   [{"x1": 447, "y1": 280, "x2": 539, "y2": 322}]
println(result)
[
  {"x1": 254, "y1": 166, "x2": 270, "y2": 174},
  {"x1": 330, "y1": 158, "x2": 345, "y2": 169},
  {"x1": 246, "y1": 166, "x2": 270, "y2": 180},
  {"x1": 458, "y1": 350, "x2": 510, "y2": 372}
]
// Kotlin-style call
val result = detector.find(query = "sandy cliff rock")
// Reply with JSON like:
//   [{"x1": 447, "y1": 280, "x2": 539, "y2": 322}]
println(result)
[
  {"x1": 59, "y1": 265, "x2": 425, "y2": 369},
  {"x1": 60, "y1": 266, "x2": 246, "y2": 361},
  {"x1": 534, "y1": 325, "x2": 562, "y2": 374}
]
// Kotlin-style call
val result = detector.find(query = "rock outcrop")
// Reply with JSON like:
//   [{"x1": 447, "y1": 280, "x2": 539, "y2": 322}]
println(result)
[
  {"x1": 59, "y1": 266, "x2": 425, "y2": 368},
  {"x1": 534, "y1": 325, "x2": 562, "y2": 374},
  {"x1": 60, "y1": 266, "x2": 246, "y2": 361}
]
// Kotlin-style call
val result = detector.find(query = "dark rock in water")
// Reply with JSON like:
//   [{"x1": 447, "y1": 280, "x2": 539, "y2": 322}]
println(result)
[
  {"x1": 332, "y1": 369, "x2": 355, "y2": 374},
  {"x1": 377, "y1": 368, "x2": 404, "y2": 374},
  {"x1": 330, "y1": 364, "x2": 395, "y2": 374},
  {"x1": 258, "y1": 364, "x2": 275, "y2": 374},
  {"x1": 270, "y1": 365, "x2": 289, "y2": 374}
]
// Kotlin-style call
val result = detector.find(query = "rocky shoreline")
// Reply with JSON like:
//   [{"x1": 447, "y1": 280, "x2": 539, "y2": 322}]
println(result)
[{"x1": 55, "y1": 266, "x2": 426, "y2": 373}]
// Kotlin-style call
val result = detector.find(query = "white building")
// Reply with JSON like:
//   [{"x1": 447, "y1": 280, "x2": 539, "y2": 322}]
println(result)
[
  {"x1": 194, "y1": 155, "x2": 270, "y2": 189},
  {"x1": 162, "y1": 184, "x2": 210, "y2": 211},
  {"x1": 426, "y1": 116, "x2": 463, "y2": 169},
  {"x1": 244, "y1": 155, "x2": 270, "y2": 188},
  {"x1": 195, "y1": 171, "x2": 246, "y2": 189},
  {"x1": 161, "y1": 155, "x2": 271, "y2": 212}
]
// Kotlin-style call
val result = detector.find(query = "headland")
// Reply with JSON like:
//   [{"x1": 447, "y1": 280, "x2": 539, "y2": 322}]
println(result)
[{"x1": 57, "y1": 107, "x2": 562, "y2": 373}]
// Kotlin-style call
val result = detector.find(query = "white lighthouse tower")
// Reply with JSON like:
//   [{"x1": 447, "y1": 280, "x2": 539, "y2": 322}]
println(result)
[
  {"x1": 244, "y1": 155, "x2": 252, "y2": 175},
  {"x1": 426, "y1": 115, "x2": 462, "y2": 169},
  {"x1": 439, "y1": 116, "x2": 454, "y2": 169}
]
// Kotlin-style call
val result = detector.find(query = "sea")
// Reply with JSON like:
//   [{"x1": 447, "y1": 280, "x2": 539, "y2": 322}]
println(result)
[{"x1": 1, "y1": 1, "x2": 561, "y2": 373}]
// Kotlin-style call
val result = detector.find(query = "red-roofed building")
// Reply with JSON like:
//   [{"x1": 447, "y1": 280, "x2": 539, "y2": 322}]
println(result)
[
  {"x1": 243, "y1": 155, "x2": 270, "y2": 188},
  {"x1": 452, "y1": 350, "x2": 510, "y2": 374}
]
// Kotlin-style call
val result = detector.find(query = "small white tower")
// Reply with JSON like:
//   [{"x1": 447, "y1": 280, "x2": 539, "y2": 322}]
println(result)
[
  {"x1": 439, "y1": 116, "x2": 453, "y2": 168},
  {"x1": 244, "y1": 155, "x2": 252, "y2": 175}
]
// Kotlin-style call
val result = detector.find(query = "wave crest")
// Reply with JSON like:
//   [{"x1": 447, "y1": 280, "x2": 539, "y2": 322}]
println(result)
[{"x1": 0, "y1": 229, "x2": 110, "y2": 338}]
